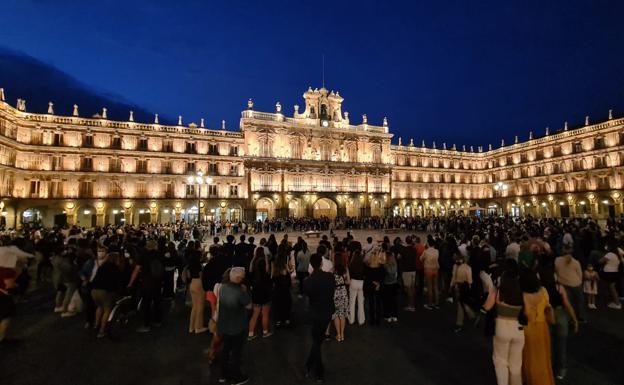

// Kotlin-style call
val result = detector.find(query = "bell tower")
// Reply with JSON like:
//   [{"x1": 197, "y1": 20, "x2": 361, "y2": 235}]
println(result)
[{"x1": 296, "y1": 86, "x2": 345, "y2": 126}]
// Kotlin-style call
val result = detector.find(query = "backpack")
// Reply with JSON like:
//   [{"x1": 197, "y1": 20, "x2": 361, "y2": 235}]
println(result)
[{"x1": 149, "y1": 256, "x2": 165, "y2": 281}]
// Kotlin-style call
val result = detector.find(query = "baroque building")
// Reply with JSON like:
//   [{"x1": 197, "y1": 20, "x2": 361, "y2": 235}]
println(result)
[{"x1": 0, "y1": 85, "x2": 622, "y2": 228}]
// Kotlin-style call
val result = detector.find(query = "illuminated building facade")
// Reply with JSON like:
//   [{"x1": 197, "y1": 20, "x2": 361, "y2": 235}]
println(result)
[{"x1": 0, "y1": 85, "x2": 622, "y2": 228}]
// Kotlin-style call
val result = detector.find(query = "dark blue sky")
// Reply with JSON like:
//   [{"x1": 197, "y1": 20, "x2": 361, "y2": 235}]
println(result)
[{"x1": 1, "y1": 0, "x2": 623, "y2": 147}]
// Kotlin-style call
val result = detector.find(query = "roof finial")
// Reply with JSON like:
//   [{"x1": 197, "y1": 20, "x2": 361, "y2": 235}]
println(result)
[
  {"x1": 383, "y1": 117, "x2": 388, "y2": 127},
  {"x1": 16, "y1": 99, "x2": 26, "y2": 111},
  {"x1": 129, "y1": 110, "x2": 134, "y2": 122},
  {"x1": 178, "y1": 115, "x2": 183, "y2": 126},
  {"x1": 442, "y1": 142, "x2": 446, "y2": 150},
  {"x1": 47, "y1": 102, "x2": 54, "y2": 114},
  {"x1": 247, "y1": 98, "x2": 253, "y2": 110},
  {"x1": 608, "y1": 109, "x2": 613, "y2": 120},
  {"x1": 221, "y1": 119, "x2": 226, "y2": 130},
  {"x1": 470, "y1": 145, "x2": 474, "y2": 152},
  {"x1": 102, "y1": 108, "x2": 107, "y2": 119},
  {"x1": 72, "y1": 104, "x2": 79, "y2": 117},
  {"x1": 488, "y1": 144, "x2": 492, "y2": 151},
  {"x1": 501, "y1": 139, "x2": 505, "y2": 147},
  {"x1": 200, "y1": 118, "x2": 204, "y2": 128},
  {"x1": 421, "y1": 140, "x2": 425, "y2": 147},
  {"x1": 275, "y1": 102, "x2": 281, "y2": 113},
  {"x1": 0, "y1": 88, "x2": 4, "y2": 102},
  {"x1": 529, "y1": 131, "x2": 533, "y2": 140},
  {"x1": 432, "y1": 141, "x2": 436, "y2": 149},
  {"x1": 409, "y1": 138, "x2": 414, "y2": 146},
  {"x1": 514, "y1": 135, "x2": 518, "y2": 144},
  {"x1": 322, "y1": 54, "x2": 325, "y2": 89},
  {"x1": 398, "y1": 137, "x2": 402, "y2": 146},
  {"x1": 452, "y1": 144, "x2": 457, "y2": 151},
  {"x1": 545, "y1": 126, "x2": 549, "y2": 136},
  {"x1": 462, "y1": 144, "x2": 466, "y2": 152},
  {"x1": 154, "y1": 113, "x2": 159, "y2": 124},
  {"x1": 585, "y1": 115, "x2": 589, "y2": 125},
  {"x1": 362, "y1": 114, "x2": 367, "y2": 124},
  {"x1": 564, "y1": 121, "x2": 568, "y2": 131}
]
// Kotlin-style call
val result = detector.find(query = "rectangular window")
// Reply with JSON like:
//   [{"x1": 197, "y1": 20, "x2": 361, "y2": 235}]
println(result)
[
  {"x1": 186, "y1": 184, "x2": 195, "y2": 196},
  {"x1": 163, "y1": 140, "x2": 173, "y2": 152},
  {"x1": 136, "y1": 182, "x2": 146, "y2": 196},
  {"x1": 81, "y1": 157, "x2": 92, "y2": 171},
  {"x1": 83, "y1": 135, "x2": 93, "y2": 148},
  {"x1": 111, "y1": 136, "x2": 121, "y2": 149},
  {"x1": 186, "y1": 162, "x2": 196, "y2": 173},
  {"x1": 186, "y1": 142, "x2": 196, "y2": 154},
  {"x1": 230, "y1": 164, "x2": 238, "y2": 176},
  {"x1": 79, "y1": 181, "x2": 92, "y2": 197},
  {"x1": 573, "y1": 142, "x2": 582, "y2": 153},
  {"x1": 208, "y1": 144, "x2": 219, "y2": 155},
  {"x1": 110, "y1": 158, "x2": 121, "y2": 173},
  {"x1": 229, "y1": 146, "x2": 238, "y2": 156},
  {"x1": 208, "y1": 163, "x2": 218, "y2": 175},
  {"x1": 137, "y1": 159, "x2": 147, "y2": 173},
  {"x1": 208, "y1": 185, "x2": 218, "y2": 196},
  {"x1": 30, "y1": 180, "x2": 40, "y2": 197},
  {"x1": 139, "y1": 138, "x2": 148, "y2": 151},
  {"x1": 53, "y1": 133, "x2": 62, "y2": 146},
  {"x1": 229, "y1": 185, "x2": 238, "y2": 197}
]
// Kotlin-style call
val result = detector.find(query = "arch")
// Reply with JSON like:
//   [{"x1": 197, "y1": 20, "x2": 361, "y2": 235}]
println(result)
[
  {"x1": 370, "y1": 198, "x2": 383, "y2": 216},
  {"x1": 256, "y1": 197, "x2": 274, "y2": 221},
  {"x1": 313, "y1": 197, "x2": 337, "y2": 219},
  {"x1": 21, "y1": 207, "x2": 44, "y2": 227},
  {"x1": 288, "y1": 198, "x2": 303, "y2": 218},
  {"x1": 133, "y1": 205, "x2": 153, "y2": 225},
  {"x1": 76, "y1": 204, "x2": 97, "y2": 228},
  {"x1": 345, "y1": 198, "x2": 358, "y2": 217},
  {"x1": 107, "y1": 206, "x2": 125, "y2": 226}
]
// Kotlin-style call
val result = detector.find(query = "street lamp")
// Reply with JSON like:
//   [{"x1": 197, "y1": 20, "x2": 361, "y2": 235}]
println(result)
[
  {"x1": 186, "y1": 170, "x2": 213, "y2": 223},
  {"x1": 493, "y1": 181, "x2": 508, "y2": 193}
]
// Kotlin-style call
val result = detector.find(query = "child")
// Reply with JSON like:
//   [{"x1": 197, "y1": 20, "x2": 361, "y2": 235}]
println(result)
[{"x1": 583, "y1": 263, "x2": 598, "y2": 309}]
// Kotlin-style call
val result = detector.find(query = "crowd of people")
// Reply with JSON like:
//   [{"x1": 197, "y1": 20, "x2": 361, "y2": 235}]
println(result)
[{"x1": 1, "y1": 214, "x2": 623, "y2": 385}]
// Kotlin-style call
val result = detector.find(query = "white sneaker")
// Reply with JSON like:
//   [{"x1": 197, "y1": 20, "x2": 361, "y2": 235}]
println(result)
[{"x1": 608, "y1": 302, "x2": 622, "y2": 310}]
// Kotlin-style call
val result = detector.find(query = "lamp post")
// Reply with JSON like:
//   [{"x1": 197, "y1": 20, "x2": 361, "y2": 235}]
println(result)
[
  {"x1": 492, "y1": 181, "x2": 508, "y2": 215},
  {"x1": 186, "y1": 171, "x2": 213, "y2": 223}
]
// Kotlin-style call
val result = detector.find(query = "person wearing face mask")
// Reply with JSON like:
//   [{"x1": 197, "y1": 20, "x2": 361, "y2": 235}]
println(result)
[{"x1": 90, "y1": 250, "x2": 123, "y2": 338}]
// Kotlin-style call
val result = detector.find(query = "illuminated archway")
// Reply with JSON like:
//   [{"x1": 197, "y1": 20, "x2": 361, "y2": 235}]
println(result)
[
  {"x1": 313, "y1": 198, "x2": 337, "y2": 219},
  {"x1": 256, "y1": 198, "x2": 275, "y2": 221}
]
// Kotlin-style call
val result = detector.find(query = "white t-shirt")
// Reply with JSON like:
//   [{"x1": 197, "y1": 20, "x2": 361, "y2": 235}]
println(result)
[
  {"x1": 603, "y1": 252, "x2": 620, "y2": 273},
  {"x1": 458, "y1": 243, "x2": 469, "y2": 258},
  {"x1": 308, "y1": 257, "x2": 334, "y2": 274},
  {"x1": 505, "y1": 242, "x2": 520, "y2": 261}
]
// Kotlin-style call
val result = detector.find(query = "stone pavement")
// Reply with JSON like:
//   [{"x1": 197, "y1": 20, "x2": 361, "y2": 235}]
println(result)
[{"x1": 1, "y1": 229, "x2": 622, "y2": 385}]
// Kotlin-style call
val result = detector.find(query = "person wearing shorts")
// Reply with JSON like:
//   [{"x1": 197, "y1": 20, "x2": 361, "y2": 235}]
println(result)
[
  {"x1": 90, "y1": 252, "x2": 122, "y2": 338},
  {"x1": 399, "y1": 236, "x2": 417, "y2": 311},
  {"x1": 421, "y1": 242, "x2": 440, "y2": 309}
]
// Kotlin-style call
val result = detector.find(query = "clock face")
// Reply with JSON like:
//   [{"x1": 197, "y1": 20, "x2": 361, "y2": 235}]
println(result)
[{"x1": 321, "y1": 119, "x2": 329, "y2": 127}]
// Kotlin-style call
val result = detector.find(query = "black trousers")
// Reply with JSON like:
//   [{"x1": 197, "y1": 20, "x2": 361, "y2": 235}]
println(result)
[
  {"x1": 306, "y1": 317, "x2": 329, "y2": 378},
  {"x1": 162, "y1": 270, "x2": 175, "y2": 298},
  {"x1": 141, "y1": 287, "x2": 162, "y2": 327},
  {"x1": 382, "y1": 283, "x2": 399, "y2": 318},
  {"x1": 79, "y1": 284, "x2": 95, "y2": 326},
  {"x1": 221, "y1": 331, "x2": 246, "y2": 379}
]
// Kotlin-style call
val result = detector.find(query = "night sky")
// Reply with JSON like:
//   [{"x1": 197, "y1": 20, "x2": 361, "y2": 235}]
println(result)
[{"x1": 1, "y1": 0, "x2": 623, "y2": 148}]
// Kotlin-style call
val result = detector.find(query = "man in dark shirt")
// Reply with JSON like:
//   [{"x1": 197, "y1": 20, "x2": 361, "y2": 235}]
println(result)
[
  {"x1": 218, "y1": 267, "x2": 251, "y2": 385},
  {"x1": 304, "y1": 253, "x2": 335, "y2": 383},
  {"x1": 128, "y1": 240, "x2": 164, "y2": 332},
  {"x1": 233, "y1": 235, "x2": 249, "y2": 268},
  {"x1": 223, "y1": 235, "x2": 236, "y2": 264}
]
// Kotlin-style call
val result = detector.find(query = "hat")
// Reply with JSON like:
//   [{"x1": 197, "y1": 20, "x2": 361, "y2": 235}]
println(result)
[{"x1": 229, "y1": 267, "x2": 245, "y2": 283}]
